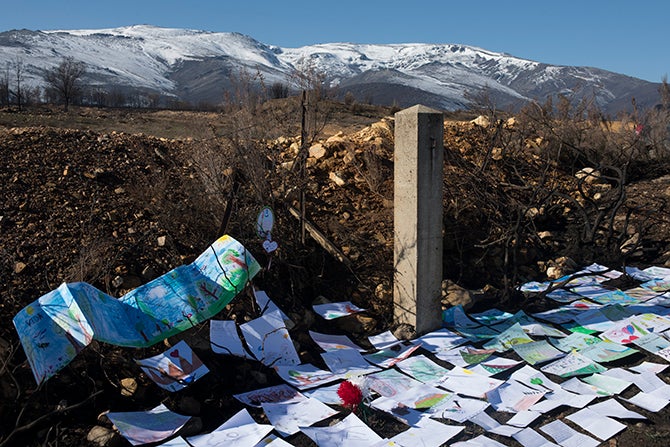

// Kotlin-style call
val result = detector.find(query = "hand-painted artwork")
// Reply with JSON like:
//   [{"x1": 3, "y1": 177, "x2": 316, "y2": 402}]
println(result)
[
  {"x1": 13, "y1": 235, "x2": 260, "y2": 384},
  {"x1": 274, "y1": 363, "x2": 340, "y2": 390},
  {"x1": 234, "y1": 384, "x2": 306, "y2": 408},
  {"x1": 240, "y1": 310, "x2": 300, "y2": 367},
  {"x1": 599, "y1": 318, "x2": 649, "y2": 344},
  {"x1": 136, "y1": 340, "x2": 209, "y2": 392},
  {"x1": 366, "y1": 368, "x2": 422, "y2": 398},
  {"x1": 540, "y1": 351, "x2": 606, "y2": 378},
  {"x1": 483, "y1": 323, "x2": 533, "y2": 352}
]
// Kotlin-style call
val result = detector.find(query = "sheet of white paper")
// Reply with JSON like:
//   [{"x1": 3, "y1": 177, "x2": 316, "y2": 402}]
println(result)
[
  {"x1": 240, "y1": 310, "x2": 300, "y2": 367},
  {"x1": 300, "y1": 413, "x2": 383, "y2": 447},
  {"x1": 587, "y1": 399, "x2": 645, "y2": 419},
  {"x1": 253, "y1": 435, "x2": 293, "y2": 447},
  {"x1": 366, "y1": 368, "x2": 423, "y2": 398},
  {"x1": 512, "y1": 428, "x2": 561, "y2": 447},
  {"x1": 468, "y1": 411, "x2": 521, "y2": 437},
  {"x1": 506, "y1": 410, "x2": 542, "y2": 428},
  {"x1": 368, "y1": 330, "x2": 402, "y2": 350},
  {"x1": 210, "y1": 320, "x2": 253, "y2": 358},
  {"x1": 313, "y1": 301, "x2": 365, "y2": 320},
  {"x1": 629, "y1": 361, "x2": 668, "y2": 374},
  {"x1": 261, "y1": 398, "x2": 338, "y2": 437},
  {"x1": 308, "y1": 330, "x2": 365, "y2": 352},
  {"x1": 603, "y1": 368, "x2": 667, "y2": 393},
  {"x1": 254, "y1": 289, "x2": 293, "y2": 328},
  {"x1": 158, "y1": 437, "x2": 190, "y2": 447},
  {"x1": 427, "y1": 396, "x2": 489, "y2": 423},
  {"x1": 391, "y1": 383, "x2": 453, "y2": 410},
  {"x1": 452, "y1": 434, "x2": 507, "y2": 447},
  {"x1": 469, "y1": 356, "x2": 522, "y2": 377},
  {"x1": 579, "y1": 340, "x2": 639, "y2": 363},
  {"x1": 321, "y1": 348, "x2": 380, "y2": 377},
  {"x1": 274, "y1": 363, "x2": 340, "y2": 390},
  {"x1": 483, "y1": 323, "x2": 533, "y2": 352},
  {"x1": 549, "y1": 332, "x2": 602, "y2": 353},
  {"x1": 539, "y1": 419, "x2": 600, "y2": 447},
  {"x1": 510, "y1": 365, "x2": 562, "y2": 392},
  {"x1": 370, "y1": 395, "x2": 426, "y2": 426},
  {"x1": 560, "y1": 377, "x2": 610, "y2": 396},
  {"x1": 630, "y1": 332, "x2": 670, "y2": 355},
  {"x1": 390, "y1": 417, "x2": 464, "y2": 447},
  {"x1": 512, "y1": 340, "x2": 565, "y2": 365},
  {"x1": 434, "y1": 344, "x2": 481, "y2": 367},
  {"x1": 528, "y1": 399, "x2": 564, "y2": 414},
  {"x1": 106, "y1": 404, "x2": 191, "y2": 446},
  {"x1": 565, "y1": 408, "x2": 626, "y2": 440},
  {"x1": 413, "y1": 328, "x2": 468, "y2": 354},
  {"x1": 213, "y1": 408, "x2": 255, "y2": 430},
  {"x1": 395, "y1": 354, "x2": 450, "y2": 384},
  {"x1": 439, "y1": 366, "x2": 504, "y2": 398},
  {"x1": 364, "y1": 343, "x2": 421, "y2": 368},
  {"x1": 301, "y1": 382, "x2": 343, "y2": 405},
  {"x1": 189, "y1": 422, "x2": 274, "y2": 447},
  {"x1": 544, "y1": 389, "x2": 595, "y2": 410},
  {"x1": 540, "y1": 351, "x2": 606, "y2": 378},
  {"x1": 233, "y1": 384, "x2": 305, "y2": 408},
  {"x1": 136, "y1": 340, "x2": 209, "y2": 392},
  {"x1": 582, "y1": 373, "x2": 632, "y2": 395},
  {"x1": 486, "y1": 381, "x2": 545, "y2": 413},
  {"x1": 368, "y1": 441, "x2": 401, "y2": 447},
  {"x1": 598, "y1": 316, "x2": 649, "y2": 344},
  {"x1": 624, "y1": 392, "x2": 669, "y2": 412}
]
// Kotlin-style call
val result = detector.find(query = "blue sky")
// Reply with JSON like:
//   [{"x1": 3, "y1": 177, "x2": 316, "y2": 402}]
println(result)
[{"x1": 1, "y1": 0, "x2": 667, "y2": 83}]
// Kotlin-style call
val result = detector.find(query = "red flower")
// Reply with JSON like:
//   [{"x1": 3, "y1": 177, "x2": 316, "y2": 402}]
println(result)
[{"x1": 337, "y1": 380, "x2": 363, "y2": 411}]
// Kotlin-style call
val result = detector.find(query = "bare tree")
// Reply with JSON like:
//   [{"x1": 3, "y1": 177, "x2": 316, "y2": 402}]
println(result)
[
  {"x1": 0, "y1": 63, "x2": 9, "y2": 107},
  {"x1": 44, "y1": 57, "x2": 86, "y2": 111},
  {"x1": 11, "y1": 57, "x2": 24, "y2": 110}
]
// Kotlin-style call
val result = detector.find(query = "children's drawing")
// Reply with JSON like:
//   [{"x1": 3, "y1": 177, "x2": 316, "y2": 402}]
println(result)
[
  {"x1": 234, "y1": 384, "x2": 306, "y2": 407},
  {"x1": 136, "y1": 340, "x2": 209, "y2": 392},
  {"x1": 240, "y1": 310, "x2": 300, "y2": 367}
]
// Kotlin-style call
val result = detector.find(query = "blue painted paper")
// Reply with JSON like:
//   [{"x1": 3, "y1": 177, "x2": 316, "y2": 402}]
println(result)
[{"x1": 13, "y1": 235, "x2": 260, "y2": 384}]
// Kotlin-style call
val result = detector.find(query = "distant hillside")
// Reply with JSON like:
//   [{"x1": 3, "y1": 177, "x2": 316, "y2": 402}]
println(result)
[{"x1": 0, "y1": 25, "x2": 663, "y2": 113}]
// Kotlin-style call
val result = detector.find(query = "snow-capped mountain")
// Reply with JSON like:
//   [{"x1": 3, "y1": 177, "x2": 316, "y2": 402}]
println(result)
[{"x1": 0, "y1": 25, "x2": 661, "y2": 112}]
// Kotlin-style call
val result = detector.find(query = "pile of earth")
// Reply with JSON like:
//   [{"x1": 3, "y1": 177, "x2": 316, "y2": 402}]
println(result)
[{"x1": 1, "y1": 107, "x2": 670, "y2": 446}]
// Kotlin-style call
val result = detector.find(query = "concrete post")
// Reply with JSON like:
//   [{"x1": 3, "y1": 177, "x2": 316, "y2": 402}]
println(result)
[{"x1": 393, "y1": 105, "x2": 444, "y2": 335}]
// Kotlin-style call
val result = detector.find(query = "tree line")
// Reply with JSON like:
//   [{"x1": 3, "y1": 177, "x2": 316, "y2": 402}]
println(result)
[{"x1": 0, "y1": 56, "x2": 299, "y2": 111}]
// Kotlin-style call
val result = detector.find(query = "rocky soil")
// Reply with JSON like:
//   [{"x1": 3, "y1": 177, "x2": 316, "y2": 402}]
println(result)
[{"x1": 1, "y1": 105, "x2": 670, "y2": 446}]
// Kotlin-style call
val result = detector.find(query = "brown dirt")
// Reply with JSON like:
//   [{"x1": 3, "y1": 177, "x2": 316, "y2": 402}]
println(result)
[{"x1": 1, "y1": 105, "x2": 670, "y2": 446}]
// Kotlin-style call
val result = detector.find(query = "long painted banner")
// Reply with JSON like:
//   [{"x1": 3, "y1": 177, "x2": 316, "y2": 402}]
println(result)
[{"x1": 13, "y1": 235, "x2": 260, "y2": 384}]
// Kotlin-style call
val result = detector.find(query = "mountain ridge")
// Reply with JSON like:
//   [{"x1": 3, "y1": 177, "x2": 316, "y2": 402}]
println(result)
[{"x1": 0, "y1": 24, "x2": 661, "y2": 113}]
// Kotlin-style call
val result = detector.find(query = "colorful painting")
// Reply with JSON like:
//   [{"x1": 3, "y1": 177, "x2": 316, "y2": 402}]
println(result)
[
  {"x1": 136, "y1": 340, "x2": 209, "y2": 392},
  {"x1": 13, "y1": 235, "x2": 259, "y2": 383}
]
